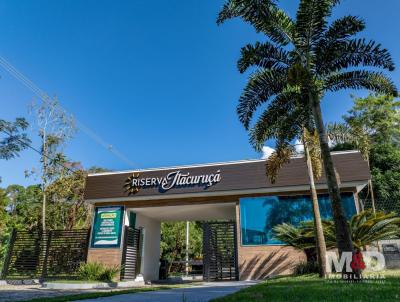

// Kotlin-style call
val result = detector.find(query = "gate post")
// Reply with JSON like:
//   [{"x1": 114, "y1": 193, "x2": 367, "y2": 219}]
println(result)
[
  {"x1": 120, "y1": 225, "x2": 129, "y2": 280},
  {"x1": 233, "y1": 221, "x2": 239, "y2": 281},
  {"x1": 202, "y1": 223, "x2": 210, "y2": 282},
  {"x1": 84, "y1": 228, "x2": 91, "y2": 263},
  {"x1": 135, "y1": 228, "x2": 142, "y2": 279},
  {"x1": 1, "y1": 228, "x2": 17, "y2": 279}
]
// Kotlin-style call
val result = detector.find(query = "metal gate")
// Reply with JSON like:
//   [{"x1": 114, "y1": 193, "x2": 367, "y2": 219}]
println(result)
[
  {"x1": 120, "y1": 226, "x2": 141, "y2": 280},
  {"x1": 202, "y1": 221, "x2": 238, "y2": 281}
]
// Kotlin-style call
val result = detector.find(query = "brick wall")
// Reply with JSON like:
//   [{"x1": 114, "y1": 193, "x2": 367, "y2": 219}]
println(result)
[{"x1": 87, "y1": 248, "x2": 122, "y2": 268}]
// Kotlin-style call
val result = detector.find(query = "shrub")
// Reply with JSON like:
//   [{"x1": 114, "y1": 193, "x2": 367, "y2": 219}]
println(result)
[
  {"x1": 78, "y1": 262, "x2": 120, "y2": 282},
  {"x1": 294, "y1": 261, "x2": 319, "y2": 275},
  {"x1": 273, "y1": 210, "x2": 400, "y2": 253},
  {"x1": 99, "y1": 265, "x2": 120, "y2": 282}
]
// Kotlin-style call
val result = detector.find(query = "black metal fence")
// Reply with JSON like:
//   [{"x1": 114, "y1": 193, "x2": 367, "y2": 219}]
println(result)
[
  {"x1": 202, "y1": 221, "x2": 238, "y2": 281},
  {"x1": 1, "y1": 228, "x2": 90, "y2": 280}
]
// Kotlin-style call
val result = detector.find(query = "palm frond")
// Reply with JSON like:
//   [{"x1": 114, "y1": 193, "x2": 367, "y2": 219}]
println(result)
[
  {"x1": 274, "y1": 210, "x2": 400, "y2": 251},
  {"x1": 319, "y1": 39, "x2": 395, "y2": 74},
  {"x1": 217, "y1": 0, "x2": 295, "y2": 45},
  {"x1": 323, "y1": 15, "x2": 365, "y2": 42},
  {"x1": 349, "y1": 210, "x2": 400, "y2": 249},
  {"x1": 237, "y1": 68, "x2": 287, "y2": 129},
  {"x1": 217, "y1": 0, "x2": 274, "y2": 25},
  {"x1": 237, "y1": 41, "x2": 290, "y2": 73},
  {"x1": 273, "y1": 220, "x2": 336, "y2": 251},
  {"x1": 325, "y1": 70, "x2": 398, "y2": 96},
  {"x1": 296, "y1": 0, "x2": 339, "y2": 48},
  {"x1": 248, "y1": 87, "x2": 310, "y2": 151},
  {"x1": 266, "y1": 144, "x2": 295, "y2": 184},
  {"x1": 267, "y1": 7, "x2": 297, "y2": 45}
]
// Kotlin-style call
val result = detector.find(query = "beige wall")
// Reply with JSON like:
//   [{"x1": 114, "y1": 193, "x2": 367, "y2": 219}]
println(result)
[
  {"x1": 134, "y1": 212, "x2": 161, "y2": 281},
  {"x1": 235, "y1": 202, "x2": 306, "y2": 280}
]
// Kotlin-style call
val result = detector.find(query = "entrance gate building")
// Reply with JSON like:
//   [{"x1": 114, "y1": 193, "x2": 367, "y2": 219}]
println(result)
[{"x1": 84, "y1": 151, "x2": 371, "y2": 281}]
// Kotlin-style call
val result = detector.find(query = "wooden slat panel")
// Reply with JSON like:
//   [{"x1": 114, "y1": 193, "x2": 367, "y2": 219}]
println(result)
[
  {"x1": 85, "y1": 152, "x2": 370, "y2": 200},
  {"x1": 3, "y1": 229, "x2": 90, "y2": 279},
  {"x1": 120, "y1": 226, "x2": 141, "y2": 280}
]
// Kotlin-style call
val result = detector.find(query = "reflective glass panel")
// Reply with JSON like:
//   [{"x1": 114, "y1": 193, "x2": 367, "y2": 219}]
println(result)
[{"x1": 239, "y1": 193, "x2": 356, "y2": 245}]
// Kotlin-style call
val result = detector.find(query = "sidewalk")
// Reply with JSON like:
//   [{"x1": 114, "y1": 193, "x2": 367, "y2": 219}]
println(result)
[{"x1": 78, "y1": 281, "x2": 258, "y2": 302}]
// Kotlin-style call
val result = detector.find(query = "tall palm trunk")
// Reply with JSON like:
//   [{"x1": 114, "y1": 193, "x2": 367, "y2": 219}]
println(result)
[
  {"x1": 303, "y1": 132, "x2": 327, "y2": 278},
  {"x1": 310, "y1": 93, "x2": 354, "y2": 255}
]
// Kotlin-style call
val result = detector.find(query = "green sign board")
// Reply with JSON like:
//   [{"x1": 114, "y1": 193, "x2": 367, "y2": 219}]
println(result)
[{"x1": 91, "y1": 206, "x2": 124, "y2": 248}]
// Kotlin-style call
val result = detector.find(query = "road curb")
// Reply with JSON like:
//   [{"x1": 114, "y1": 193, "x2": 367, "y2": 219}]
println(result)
[{"x1": 42, "y1": 280, "x2": 145, "y2": 290}]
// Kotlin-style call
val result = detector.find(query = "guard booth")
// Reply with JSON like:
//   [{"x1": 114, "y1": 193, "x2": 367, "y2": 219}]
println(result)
[{"x1": 84, "y1": 151, "x2": 371, "y2": 281}]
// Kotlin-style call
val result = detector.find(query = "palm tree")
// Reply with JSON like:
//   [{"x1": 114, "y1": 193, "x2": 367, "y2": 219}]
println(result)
[
  {"x1": 274, "y1": 210, "x2": 400, "y2": 253},
  {"x1": 262, "y1": 128, "x2": 328, "y2": 277},
  {"x1": 241, "y1": 60, "x2": 328, "y2": 275},
  {"x1": 348, "y1": 210, "x2": 400, "y2": 250},
  {"x1": 274, "y1": 220, "x2": 336, "y2": 263},
  {"x1": 217, "y1": 0, "x2": 397, "y2": 258}
]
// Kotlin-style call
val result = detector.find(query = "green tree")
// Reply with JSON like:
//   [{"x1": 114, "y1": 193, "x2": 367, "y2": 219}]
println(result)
[
  {"x1": 46, "y1": 165, "x2": 93, "y2": 230},
  {"x1": 217, "y1": 0, "x2": 397, "y2": 259},
  {"x1": 345, "y1": 95, "x2": 400, "y2": 145},
  {"x1": 29, "y1": 97, "x2": 75, "y2": 230},
  {"x1": 369, "y1": 144, "x2": 400, "y2": 213},
  {"x1": 160, "y1": 221, "x2": 202, "y2": 274},
  {"x1": 0, "y1": 118, "x2": 30, "y2": 160},
  {"x1": 329, "y1": 95, "x2": 400, "y2": 213},
  {"x1": 0, "y1": 118, "x2": 30, "y2": 183},
  {"x1": 5, "y1": 184, "x2": 43, "y2": 230},
  {"x1": 0, "y1": 188, "x2": 10, "y2": 268},
  {"x1": 0, "y1": 184, "x2": 42, "y2": 270}
]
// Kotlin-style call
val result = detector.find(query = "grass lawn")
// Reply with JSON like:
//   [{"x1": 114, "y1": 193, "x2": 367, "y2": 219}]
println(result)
[{"x1": 212, "y1": 272, "x2": 400, "y2": 302}]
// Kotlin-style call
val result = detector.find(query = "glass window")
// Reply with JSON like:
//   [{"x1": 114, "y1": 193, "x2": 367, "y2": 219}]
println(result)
[{"x1": 239, "y1": 193, "x2": 356, "y2": 246}]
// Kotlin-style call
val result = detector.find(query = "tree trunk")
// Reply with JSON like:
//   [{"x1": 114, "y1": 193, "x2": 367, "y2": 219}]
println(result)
[
  {"x1": 42, "y1": 132, "x2": 47, "y2": 231},
  {"x1": 303, "y1": 133, "x2": 327, "y2": 278},
  {"x1": 366, "y1": 155, "x2": 376, "y2": 214},
  {"x1": 42, "y1": 190, "x2": 46, "y2": 231},
  {"x1": 309, "y1": 93, "x2": 354, "y2": 256}
]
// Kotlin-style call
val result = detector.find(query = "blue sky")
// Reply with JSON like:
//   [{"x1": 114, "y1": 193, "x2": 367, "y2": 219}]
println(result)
[{"x1": 1, "y1": 0, "x2": 399, "y2": 187}]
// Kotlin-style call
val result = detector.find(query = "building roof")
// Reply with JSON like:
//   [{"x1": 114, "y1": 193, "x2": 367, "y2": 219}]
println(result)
[
  {"x1": 87, "y1": 150, "x2": 362, "y2": 176},
  {"x1": 85, "y1": 151, "x2": 370, "y2": 202}
]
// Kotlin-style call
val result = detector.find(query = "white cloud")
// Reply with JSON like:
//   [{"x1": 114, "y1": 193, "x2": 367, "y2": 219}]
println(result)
[{"x1": 261, "y1": 146, "x2": 275, "y2": 159}]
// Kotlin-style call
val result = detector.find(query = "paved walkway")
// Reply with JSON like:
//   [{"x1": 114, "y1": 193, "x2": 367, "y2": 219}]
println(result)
[
  {"x1": 79, "y1": 281, "x2": 258, "y2": 302},
  {"x1": 0, "y1": 284, "x2": 98, "y2": 302}
]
